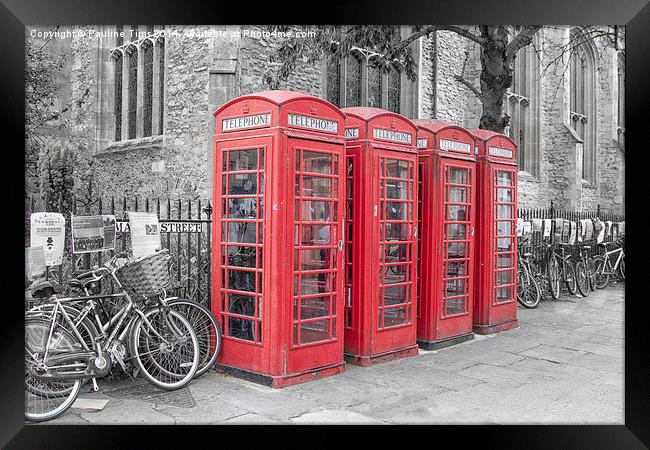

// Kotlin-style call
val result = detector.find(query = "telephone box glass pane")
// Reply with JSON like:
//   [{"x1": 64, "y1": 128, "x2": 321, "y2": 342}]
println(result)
[
  {"x1": 496, "y1": 171, "x2": 512, "y2": 186},
  {"x1": 449, "y1": 186, "x2": 467, "y2": 203},
  {"x1": 228, "y1": 198, "x2": 257, "y2": 219},
  {"x1": 228, "y1": 173, "x2": 257, "y2": 195},
  {"x1": 303, "y1": 151, "x2": 332, "y2": 174},
  {"x1": 228, "y1": 246, "x2": 256, "y2": 268},
  {"x1": 229, "y1": 149, "x2": 258, "y2": 171},
  {"x1": 301, "y1": 176, "x2": 332, "y2": 198},
  {"x1": 382, "y1": 264, "x2": 408, "y2": 284},
  {"x1": 447, "y1": 205, "x2": 467, "y2": 221}
]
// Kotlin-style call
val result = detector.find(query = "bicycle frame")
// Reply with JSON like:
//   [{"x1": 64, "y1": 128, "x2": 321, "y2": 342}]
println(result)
[{"x1": 602, "y1": 246, "x2": 624, "y2": 273}]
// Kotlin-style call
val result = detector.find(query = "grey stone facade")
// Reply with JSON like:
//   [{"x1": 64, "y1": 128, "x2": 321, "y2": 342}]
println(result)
[{"x1": 27, "y1": 25, "x2": 625, "y2": 215}]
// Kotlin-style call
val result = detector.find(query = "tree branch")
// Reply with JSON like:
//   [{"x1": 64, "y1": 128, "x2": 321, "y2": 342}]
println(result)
[
  {"x1": 393, "y1": 25, "x2": 484, "y2": 53},
  {"x1": 440, "y1": 25, "x2": 485, "y2": 46},
  {"x1": 454, "y1": 74, "x2": 482, "y2": 100},
  {"x1": 506, "y1": 25, "x2": 543, "y2": 61}
]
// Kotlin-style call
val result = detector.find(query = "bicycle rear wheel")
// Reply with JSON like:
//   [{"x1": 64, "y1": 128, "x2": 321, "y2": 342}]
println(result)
[
  {"x1": 617, "y1": 255, "x2": 625, "y2": 280},
  {"x1": 130, "y1": 308, "x2": 199, "y2": 390},
  {"x1": 575, "y1": 261, "x2": 590, "y2": 297},
  {"x1": 25, "y1": 318, "x2": 81, "y2": 422},
  {"x1": 517, "y1": 265, "x2": 540, "y2": 308},
  {"x1": 593, "y1": 256, "x2": 610, "y2": 289},
  {"x1": 564, "y1": 260, "x2": 577, "y2": 295},
  {"x1": 167, "y1": 299, "x2": 221, "y2": 378},
  {"x1": 587, "y1": 257, "x2": 597, "y2": 291},
  {"x1": 547, "y1": 253, "x2": 561, "y2": 300}
]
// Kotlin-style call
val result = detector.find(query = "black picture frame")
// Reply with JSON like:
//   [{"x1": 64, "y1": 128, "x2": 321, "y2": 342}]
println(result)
[{"x1": 5, "y1": 0, "x2": 647, "y2": 447}]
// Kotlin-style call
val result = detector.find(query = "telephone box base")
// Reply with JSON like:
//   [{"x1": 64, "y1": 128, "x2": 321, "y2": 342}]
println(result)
[
  {"x1": 417, "y1": 332, "x2": 474, "y2": 351},
  {"x1": 344, "y1": 345, "x2": 419, "y2": 367},
  {"x1": 473, "y1": 319, "x2": 519, "y2": 335},
  {"x1": 215, "y1": 362, "x2": 346, "y2": 389}
]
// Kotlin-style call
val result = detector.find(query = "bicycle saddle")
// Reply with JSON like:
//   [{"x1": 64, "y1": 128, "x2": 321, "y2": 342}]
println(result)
[
  {"x1": 68, "y1": 276, "x2": 101, "y2": 290},
  {"x1": 31, "y1": 281, "x2": 63, "y2": 298}
]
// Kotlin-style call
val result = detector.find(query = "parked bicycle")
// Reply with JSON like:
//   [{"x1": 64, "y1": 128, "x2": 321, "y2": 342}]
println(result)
[
  {"x1": 517, "y1": 237, "x2": 541, "y2": 308},
  {"x1": 25, "y1": 250, "x2": 201, "y2": 422},
  {"x1": 593, "y1": 239, "x2": 625, "y2": 289},
  {"x1": 546, "y1": 242, "x2": 577, "y2": 300}
]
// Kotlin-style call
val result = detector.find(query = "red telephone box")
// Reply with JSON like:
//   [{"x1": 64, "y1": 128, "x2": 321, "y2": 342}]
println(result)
[
  {"x1": 413, "y1": 119, "x2": 477, "y2": 350},
  {"x1": 212, "y1": 91, "x2": 347, "y2": 387},
  {"x1": 342, "y1": 107, "x2": 419, "y2": 366},
  {"x1": 470, "y1": 129, "x2": 519, "y2": 334}
]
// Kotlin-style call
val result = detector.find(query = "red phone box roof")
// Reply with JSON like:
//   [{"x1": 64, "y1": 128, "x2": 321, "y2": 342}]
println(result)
[
  {"x1": 469, "y1": 128, "x2": 517, "y2": 161},
  {"x1": 342, "y1": 107, "x2": 417, "y2": 152},
  {"x1": 414, "y1": 119, "x2": 475, "y2": 156},
  {"x1": 214, "y1": 90, "x2": 346, "y2": 136}
]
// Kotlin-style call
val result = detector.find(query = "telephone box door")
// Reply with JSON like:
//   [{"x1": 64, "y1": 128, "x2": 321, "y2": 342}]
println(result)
[
  {"x1": 373, "y1": 150, "x2": 418, "y2": 355},
  {"x1": 288, "y1": 138, "x2": 346, "y2": 374},
  {"x1": 436, "y1": 158, "x2": 476, "y2": 338},
  {"x1": 490, "y1": 165, "x2": 518, "y2": 322},
  {"x1": 213, "y1": 137, "x2": 269, "y2": 372}
]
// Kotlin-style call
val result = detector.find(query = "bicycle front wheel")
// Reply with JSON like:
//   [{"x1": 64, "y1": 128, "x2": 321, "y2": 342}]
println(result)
[
  {"x1": 130, "y1": 308, "x2": 199, "y2": 390},
  {"x1": 575, "y1": 261, "x2": 590, "y2": 297},
  {"x1": 25, "y1": 318, "x2": 81, "y2": 422},
  {"x1": 167, "y1": 299, "x2": 222, "y2": 378}
]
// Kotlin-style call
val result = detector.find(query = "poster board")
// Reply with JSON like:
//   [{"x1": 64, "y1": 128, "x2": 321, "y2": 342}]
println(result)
[
  {"x1": 516, "y1": 217, "x2": 524, "y2": 237},
  {"x1": 523, "y1": 221, "x2": 532, "y2": 236},
  {"x1": 30, "y1": 212, "x2": 65, "y2": 266},
  {"x1": 128, "y1": 211, "x2": 162, "y2": 259},
  {"x1": 543, "y1": 219, "x2": 553, "y2": 239},
  {"x1": 584, "y1": 219, "x2": 593, "y2": 241},
  {"x1": 25, "y1": 246, "x2": 47, "y2": 283},
  {"x1": 553, "y1": 218, "x2": 564, "y2": 243},
  {"x1": 532, "y1": 218, "x2": 542, "y2": 233},
  {"x1": 72, "y1": 215, "x2": 116, "y2": 254},
  {"x1": 577, "y1": 221, "x2": 583, "y2": 242},
  {"x1": 569, "y1": 221, "x2": 577, "y2": 245}
]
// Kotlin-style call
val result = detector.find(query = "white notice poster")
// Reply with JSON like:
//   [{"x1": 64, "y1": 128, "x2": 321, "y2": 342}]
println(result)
[
  {"x1": 516, "y1": 217, "x2": 524, "y2": 236},
  {"x1": 577, "y1": 221, "x2": 583, "y2": 242},
  {"x1": 569, "y1": 221, "x2": 577, "y2": 244},
  {"x1": 543, "y1": 219, "x2": 552, "y2": 238},
  {"x1": 128, "y1": 211, "x2": 162, "y2": 259},
  {"x1": 30, "y1": 212, "x2": 65, "y2": 266},
  {"x1": 523, "y1": 221, "x2": 532, "y2": 236}
]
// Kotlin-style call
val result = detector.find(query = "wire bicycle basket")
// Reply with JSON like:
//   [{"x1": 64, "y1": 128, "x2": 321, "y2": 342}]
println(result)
[{"x1": 114, "y1": 249, "x2": 172, "y2": 301}]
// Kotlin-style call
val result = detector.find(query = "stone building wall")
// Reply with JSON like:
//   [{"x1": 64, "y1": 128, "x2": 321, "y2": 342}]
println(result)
[
  {"x1": 27, "y1": 25, "x2": 624, "y2": 215},
  {"x1": 431, "y1": 26, "x2": 625, "y2": 214}
]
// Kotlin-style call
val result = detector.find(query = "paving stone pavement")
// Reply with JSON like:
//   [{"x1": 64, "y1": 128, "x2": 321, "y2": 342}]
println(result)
[{"x1": 42, "y1": 284, "x2": 624, "y2": 425}]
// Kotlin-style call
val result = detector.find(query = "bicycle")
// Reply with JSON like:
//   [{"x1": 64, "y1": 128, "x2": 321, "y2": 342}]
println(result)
[
  {"x1": 547, "y1": 242, "x2": 577, "y2": 300},
  {"x1": 25, "y1": 250, "x2": 200, "y2": 422},
  {"x1": 517, "y1": 237, "x2": 541, "y2": 308},
  {"x1": 593, "y1": 239, "x2": 625, "y2": 289},
  {"x1": 59, "y1": 253, "x2": 222, "y2": 378},
  {"x1": 573, "y1": 241, "x2": 596, "y2": 297}
]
